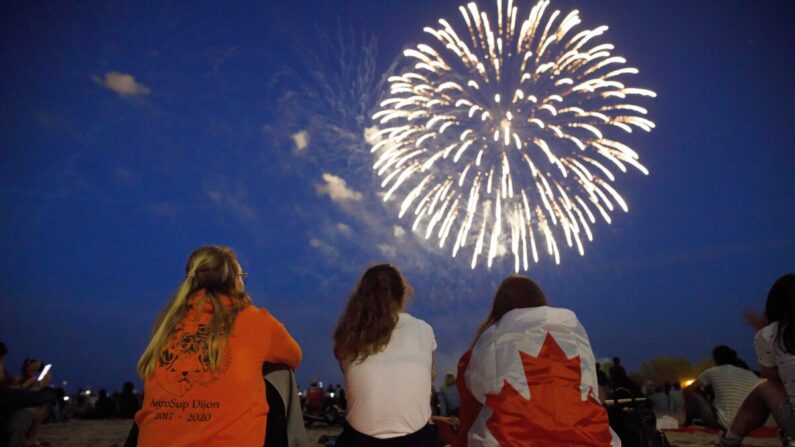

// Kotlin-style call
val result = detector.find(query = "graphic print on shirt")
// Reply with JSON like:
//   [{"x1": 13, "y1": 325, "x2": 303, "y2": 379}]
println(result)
[{"x1": 156, "y1": 323, "x2": 230, "y2": 397}]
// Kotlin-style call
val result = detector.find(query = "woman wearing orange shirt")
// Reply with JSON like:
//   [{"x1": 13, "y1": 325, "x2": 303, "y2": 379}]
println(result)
[{"x1": 134, "y1": 246, "x2": 301, "y2": 447}]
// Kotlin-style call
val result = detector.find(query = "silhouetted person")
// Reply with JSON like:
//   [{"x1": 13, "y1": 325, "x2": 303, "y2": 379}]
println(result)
[
  {"x1": 117, "y1": 382, "x2": 140, "y2": 419},
  {"x1": 93, "y1": 389, "x2": 116, "y2": 419},
  {"x1": 609, "y1": 357, "x2": 625, "y2": 387},
  {"x1": 609, "y1": 357, "x2": 641, "y2": 396}
]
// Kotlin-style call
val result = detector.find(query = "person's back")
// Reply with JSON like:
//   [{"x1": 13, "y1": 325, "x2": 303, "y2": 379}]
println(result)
[
  {"x1": 136, "y1": 297, "x2": 300, "y2": 446},
  {"x1": 439, "y1": 376, "x2": 460, "y2": 416},
  {"x1": 648, "y1": 388, "x2": 669, "y2": 415},
  {"x1": 93, "y1": 390, "x2": 116, "y2": 419},
  {"x1": 118, "y1": 383, "x2": 140, "y2": 419},
  {"x1": 134, "y1": 246, "x2": 301, "y2": 447},
  {"x1": 304, "y1": 386, "x2": 324, "y2": 415},
  {"x1": 333, "y1": 264, "x2": 439, "y2": 447},
  {"x1": 463, "y1": 306, "x2": 616, "y2": 446},
  {"x1": 344, "y1": 312, "x2": 435, "y2": 438},
  {"x1": 669, "y1": 384, "x2": 684, "y2": 414},
  {"x1": 756, "y1": 321, "x2": 795, "y2": 400},
  {"x1": 609, "y1": 358, "x2": 626, "y2": 390},
  {"x1": 697, "y1": 364, "x2": 759, "y2": 428}
]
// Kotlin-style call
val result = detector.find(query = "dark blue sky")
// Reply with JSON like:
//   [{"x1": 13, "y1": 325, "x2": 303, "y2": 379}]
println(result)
[{"x1": 1, "y1": 0, "x2": 793, "y2": 392}]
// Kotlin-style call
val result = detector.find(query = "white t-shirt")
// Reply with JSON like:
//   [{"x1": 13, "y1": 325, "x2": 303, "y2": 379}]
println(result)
[
  {"x1": 697, "y1": 365, "x2": 759, "y2": 429},
  {"x1": 343, "y1": 312, "x2": 436, "y2": 438},
  {"x1": 755, "y1": 322, "x2": 795, "y2": 399}
]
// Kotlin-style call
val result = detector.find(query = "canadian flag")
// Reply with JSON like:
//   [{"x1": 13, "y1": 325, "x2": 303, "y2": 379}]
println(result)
[{"x1": 458, "y1": 306, "x2": 621, "y2": 447}]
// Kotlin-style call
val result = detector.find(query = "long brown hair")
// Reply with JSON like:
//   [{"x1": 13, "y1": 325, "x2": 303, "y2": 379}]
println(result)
[
  {"x1": 333, "y1": 264, "x2": 410, "y2": 363},
  {"x1": 137, "y1": 246, "x2": 251, "y2": 379},
  {"x1": 475, "y1": 275, "x2": 548, "y2": 341}
]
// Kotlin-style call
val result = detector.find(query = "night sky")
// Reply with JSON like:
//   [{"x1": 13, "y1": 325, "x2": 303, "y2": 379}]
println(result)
[{"x1": 1, "y1": 0, "x2": 793, "y2": 393}]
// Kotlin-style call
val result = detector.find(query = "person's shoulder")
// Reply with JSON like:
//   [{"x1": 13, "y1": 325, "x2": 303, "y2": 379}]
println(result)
[
  {"x1": 737, "y1": 366, "x2": 760, "y2": 379},
  {"x1": 714, "y1": 364, "x2": 752, "y2": 378},
  {"x1": 501, "y1": 306, "x2": 579, "y2": 332},
  {"x1": 698, "y1": 366, "x2": 717, "y2": 379},
  {"x1": 237, "y1": 304, "x2": 275, "y2": 325},
  {"x1": 546, "y1": 306, "x2": 578, "y2": 321},
  {"x1": 507, "y1": 305, "x2": 576, "y2": 320},
  {"x1": 400, "y1": 312, "x2": 434, "y2": 334},
  {"x1": 756, "y1": 322, "x2": 778, "y2": 343}
]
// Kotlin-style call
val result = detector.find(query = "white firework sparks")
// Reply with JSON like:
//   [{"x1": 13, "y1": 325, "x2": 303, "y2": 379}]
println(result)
[{"x1": 370, "y1": 0, "x2": 656, "y2": 271}]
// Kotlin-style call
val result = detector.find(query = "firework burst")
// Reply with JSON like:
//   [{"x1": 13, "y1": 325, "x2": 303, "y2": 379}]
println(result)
[{"x1": 370, "y1": 0, "x2": 656, "y2": 270}]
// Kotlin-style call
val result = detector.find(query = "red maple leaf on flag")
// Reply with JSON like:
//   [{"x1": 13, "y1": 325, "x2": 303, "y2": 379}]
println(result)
[{"x1": 485, "y1": 332, "x2": 613, "y2": 447}]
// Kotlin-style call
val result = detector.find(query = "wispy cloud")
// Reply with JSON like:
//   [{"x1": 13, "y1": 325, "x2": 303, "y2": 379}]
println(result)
[
  {"x1": 309, "y1": 237, "x2": 338, "y2": 258},
  {"x1": 336, "y1": 223, "x2": 354, "y2": 238},
  {"x1": 205, "y1": 183, "x2": 256, "y2": 222},
  {"x1": 377, "y1": 243, "x2": 398, "y2": 259},
  {"x1": 148, "y1": 202, "x2": 181, "y2": 219},
  {"x1": 92, "y1": 71, "x2": 151, "y2": 97},
  {"x1": 315, "y1": 173, "x2": 363, "y2": 203}
]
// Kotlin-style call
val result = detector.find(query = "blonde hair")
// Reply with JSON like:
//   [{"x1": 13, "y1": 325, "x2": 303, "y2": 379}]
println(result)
[{"x1": 137, "y1": 246, "x2": 251, "y2": 379}]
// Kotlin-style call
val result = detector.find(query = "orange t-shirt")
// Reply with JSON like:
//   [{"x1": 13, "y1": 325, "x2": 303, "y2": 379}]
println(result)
[{"x1": 135, "y1": 291, "x2": 301, "y2": 447}]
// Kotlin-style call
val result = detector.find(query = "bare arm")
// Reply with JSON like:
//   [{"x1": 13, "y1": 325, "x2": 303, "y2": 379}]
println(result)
[{"x1": 761, "y1": 366, "x2": 780, "y2": 381}]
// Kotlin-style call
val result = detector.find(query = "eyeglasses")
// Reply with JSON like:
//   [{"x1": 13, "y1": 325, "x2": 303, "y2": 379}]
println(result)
[{"x1": 238, "y1": 272, "x2": 248, "y2": 284}]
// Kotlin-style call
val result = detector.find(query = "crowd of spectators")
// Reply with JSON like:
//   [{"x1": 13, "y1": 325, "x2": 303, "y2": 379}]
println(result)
[
  {"x1": 0, "y1": 341, "x2": 142, "y2": 447},
  {"x1": 4, "y1": 264, "x2": 793, "y2": 447}
]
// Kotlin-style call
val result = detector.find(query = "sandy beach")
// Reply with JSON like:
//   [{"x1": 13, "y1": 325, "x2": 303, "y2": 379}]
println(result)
[
  {"x1": 36, "y1": 419, "x2": 783, "y2": 447},
  {"x1": 37, "y1": 419, "x2": 343, "y2": 447}
]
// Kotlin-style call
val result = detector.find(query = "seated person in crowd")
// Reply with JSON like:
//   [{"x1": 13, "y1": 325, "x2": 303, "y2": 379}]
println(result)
[
  {"x1": 0, "y1": 343, "x2": 57, "y2": 447},
  {"x1": 719, "y1": 274, "x2": 795, "y2": 446},
  {"x1": 669, "y1": 382, "x2": 685, "y2": 422},
  {"x1": 333, "y1": 264, "x2": 440, "y2": 447},
  {"x1": 439, "y1": 374, "x2": 460, "y2": 417},
  {"x1": 117, "y1": 382, "x2": 140, "y2": 419},
  {"x1": 133, "y1": 246, "x2": 302, "y2": 447},
  {"x1": 93, "y1": 390, "x2": 116, "y2": 419},
  {"x1": 684, "y1": 345, "x2": 759, "y2": 429},
  {"x1": 609, "y1": 357, "x2": 642, "y2": 397},
  {"x1": 456, "y1": 275, "x2": 619, "y2": 446},
  {"x1": 648, "y1": 386, "x2": 670, "y2": 416}
]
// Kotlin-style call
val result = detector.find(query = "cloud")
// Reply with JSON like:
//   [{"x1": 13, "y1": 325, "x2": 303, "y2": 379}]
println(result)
[
  {"x1": 309, "y1": 237, "x2": 338, "y2": 258},
  {"x1": 336, "y1": 223, "x2": 354, "y2": 237},
  {"x1": 292, "y1": 130, "x2": 310, "y2": 152},
  {"x1": 363, "y1": 126, "x2": 381, "y2": 145},
  {"x1": 315, "y1": 173, "x2": 363, "y2": 202},
  {"x1": 377, "y1": 243, "x2": 398, "y2": 259},
  {"x1": 92, "y1": 71, "x2": 151, "y2": 96},
  {"x1": 148, "y1": 202, "x2": 181, "y2": 218},
  {"x1": 394, "y1": 226, "x2": 406, "y2": 239},
  {"x1": 206, "y1": 186, "x2": 256, "y2": 222}
]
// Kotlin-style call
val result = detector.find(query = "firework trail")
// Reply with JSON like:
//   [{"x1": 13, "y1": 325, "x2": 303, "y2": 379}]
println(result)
[
  {"x1": 272, "y1": 26, "x2": 385, "y2": 170},
  {"x1": 370, "y1": 0, "x2": 656, "y2": 271}
]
